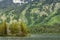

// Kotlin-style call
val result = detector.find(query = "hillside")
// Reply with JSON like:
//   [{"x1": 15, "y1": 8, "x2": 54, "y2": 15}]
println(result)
[
  {"x1": 0, "y1": 0, "x2": 60, "y2": 34},
  {"x1": 0, "y1": 0, "x2": 60, "y2": 26}
]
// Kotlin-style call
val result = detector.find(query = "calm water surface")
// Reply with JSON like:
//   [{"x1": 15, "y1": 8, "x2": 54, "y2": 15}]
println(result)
[{"x1": 0, "y1": 34, "x2": 60, "y2": 40}]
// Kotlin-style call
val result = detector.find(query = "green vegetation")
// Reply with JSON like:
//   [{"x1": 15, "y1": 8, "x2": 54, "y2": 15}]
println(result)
[
  {"x1": 29, "y1": 23, "x2": 60, "y2": 34},
  {"x1": 0, "y1": 14, "x2": 29, "y2": 37},
  {"x1": 0, "y1": 0, "x2": 60, "y2": 36}
]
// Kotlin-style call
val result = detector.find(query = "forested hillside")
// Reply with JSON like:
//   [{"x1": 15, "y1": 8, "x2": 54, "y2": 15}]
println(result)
[{"x1": 0, "y1": 0, "x2": 60, "y2": 34}]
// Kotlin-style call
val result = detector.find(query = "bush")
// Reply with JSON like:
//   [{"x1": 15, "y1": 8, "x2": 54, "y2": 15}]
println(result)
[{"x1": 29, "y1": 23, "x2": 60, "y2": 34}]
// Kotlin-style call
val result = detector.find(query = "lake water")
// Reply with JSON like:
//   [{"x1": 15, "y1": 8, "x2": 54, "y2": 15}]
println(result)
[{"x1": 0, "y1": 34, "x2": 60, "y2": 40}]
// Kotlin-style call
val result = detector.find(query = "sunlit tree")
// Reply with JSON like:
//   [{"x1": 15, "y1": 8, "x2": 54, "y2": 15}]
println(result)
[
  {"x1": 0, "y1": 14, "x2": 7, "y2": 35},
  {"x1": 18, "y1": 19, "x2": 30, "y2": 36}
]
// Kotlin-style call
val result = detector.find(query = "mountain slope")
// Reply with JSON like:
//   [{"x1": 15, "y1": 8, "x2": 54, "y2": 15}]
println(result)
[{"x1": 0, "y1": 0, "x2": 60, "y2": 26}]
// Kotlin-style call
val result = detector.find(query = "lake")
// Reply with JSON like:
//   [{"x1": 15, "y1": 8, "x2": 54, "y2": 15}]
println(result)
[{"x1": 0, "y1": 34, "x2": 60, "y2": 40}]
